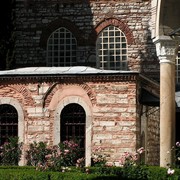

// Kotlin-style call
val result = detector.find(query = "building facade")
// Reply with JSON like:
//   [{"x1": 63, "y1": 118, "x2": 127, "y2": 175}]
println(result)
[{"x1": 0, "y1": 0, "x2": 161, "y2": 166}]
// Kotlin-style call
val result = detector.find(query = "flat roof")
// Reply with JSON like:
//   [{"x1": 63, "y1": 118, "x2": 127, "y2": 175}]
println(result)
[{"x1": 0, "y1": 66, "x2": 138, "y2": 76}]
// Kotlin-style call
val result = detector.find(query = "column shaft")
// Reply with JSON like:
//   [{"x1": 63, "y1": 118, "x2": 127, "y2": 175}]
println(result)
[
  {"x1": 153, "y1": 36, "x2": 178, "y2": 167},
  {"x1": 160, "y1": 62, "x2": 175, "y2": 167}
]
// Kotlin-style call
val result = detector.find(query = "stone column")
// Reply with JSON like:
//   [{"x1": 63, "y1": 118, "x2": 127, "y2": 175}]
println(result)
[{"x1": 153, "y1": 36, "x2": 178, "y2": 167}]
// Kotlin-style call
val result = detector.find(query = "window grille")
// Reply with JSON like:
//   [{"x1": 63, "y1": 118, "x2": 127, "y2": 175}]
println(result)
[
  {"x1": 0, "y1": 104, "x2": 18, "y2": 146},
  {"x1": 47, "y1": 27, "x2": 77, "y2": 67},
  {"x1": 60, "y1": 103, "x2": 85, "y2": 151},
  {"x1": 96, "y1": 26, "x2": 128, "y2": 70}
]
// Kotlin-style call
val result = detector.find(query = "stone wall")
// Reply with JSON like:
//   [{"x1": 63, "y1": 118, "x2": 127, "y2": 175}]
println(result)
[
  {"x1": 140, "y1": 105, "x2": 160, "y2": 165},
  {"x1": 1, "y1": 0, "x2": 161, "y2": 166},
  {"x1": 90, "y1": 80, "x2": 138, "y2": 165},
  {"x1": 0, "y1": 74, "x2": 139, "y2": 165},
  {"x1": 14, "y1": 0, "x2": 159, "y2": 79}
]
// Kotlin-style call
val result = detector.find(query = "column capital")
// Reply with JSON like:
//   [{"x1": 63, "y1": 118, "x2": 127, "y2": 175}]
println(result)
[{"x1": 153, "y1": 36, "x2": 179, "y2": 64}]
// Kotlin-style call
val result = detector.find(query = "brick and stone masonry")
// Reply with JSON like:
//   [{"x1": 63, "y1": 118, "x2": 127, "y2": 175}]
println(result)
[
  {"x1": 0, "y1": 73, "x2": 141, "y2": 165},
  {"x1": 0, "y1": 0, "x2": 160, "y2": 166}
]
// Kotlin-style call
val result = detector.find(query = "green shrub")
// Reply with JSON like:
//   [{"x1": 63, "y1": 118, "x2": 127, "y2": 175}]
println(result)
[
  {"x1": 26, "y1": 141, "x2": 52, "y2": 167},
  {"x1": 91, "y1": 147, "x2": 109, "y2": 167},
  {"x1": 55, "y1": 140, "x2": 83, "y2": 167},
  {"x1": 147, "y1": 166, "x2": 180, "y2": 180},
  {"x1": 0, "y1": 165, "x2": 180, "y2": 179},
  {"x1": 0, "y1": 137, "x2": 22, "y2": 166},
  {"x1": 122, "y1": 165, "x2": 149, "y2": 180},
  {"x1": 26, "y1": 140, "x2": 83, "y2": 171},
  {"x1": 43, "y1": 140, "x2": 83, "y2": 171},
  {"x1": 81, "y1": 166, "x2": 123, "y2": 176},
  {"x1": 0, "y1": 167, "x2": 120, "y2": 180}
]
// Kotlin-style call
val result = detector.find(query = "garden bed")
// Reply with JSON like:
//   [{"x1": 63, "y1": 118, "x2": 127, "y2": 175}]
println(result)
[{"x1": 1, "y1": 138, "x2": 180, "y2": 179}]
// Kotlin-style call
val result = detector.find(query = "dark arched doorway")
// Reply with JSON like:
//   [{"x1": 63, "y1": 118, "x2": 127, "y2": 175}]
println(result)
[
  {"x1": 0, "y1": 104, "x2": 18, "y2": 145},
  {"x1": 60, "y1": 103, "x2": 86, "y2": 153}
]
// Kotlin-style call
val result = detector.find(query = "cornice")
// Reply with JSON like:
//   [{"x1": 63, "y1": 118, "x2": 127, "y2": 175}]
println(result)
[{"x1": 0, "y1": 73, "x2": 138, "y2": 83}]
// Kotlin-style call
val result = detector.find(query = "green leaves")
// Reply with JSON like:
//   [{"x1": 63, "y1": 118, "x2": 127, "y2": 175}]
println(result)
[
  {"x1": 26, "y1": 140, "x2": 83, "y2": 171},
  {"x1": 0, "y1": 136, "x2": 22, "y2": 165}
]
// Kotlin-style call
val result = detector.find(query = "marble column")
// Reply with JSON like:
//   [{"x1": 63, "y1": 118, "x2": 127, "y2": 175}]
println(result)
[{"x1": 153, "y1": 36, "x2": 179, "y2": 167}]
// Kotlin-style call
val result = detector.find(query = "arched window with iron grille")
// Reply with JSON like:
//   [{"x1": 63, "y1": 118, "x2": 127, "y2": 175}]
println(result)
[
  {"x1": 60, "y1": 103, "x2": 86, "y2": 154},
  {"x1": 96, "y1": 25, "x2": 128, "y2": 70},
  {"x1": 46, "y1": 27, "x2": 77, "y2": 67},
  {"x1": 0, "y1": 104, "x2": 18, "y2": 146}
]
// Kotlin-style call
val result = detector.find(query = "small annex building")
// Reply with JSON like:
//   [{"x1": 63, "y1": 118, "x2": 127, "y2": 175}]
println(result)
[{"x1": 0, "y1": 66, "x2": 160, "y2": 166}]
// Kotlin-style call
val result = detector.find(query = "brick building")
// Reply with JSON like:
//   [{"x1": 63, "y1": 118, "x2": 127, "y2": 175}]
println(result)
[{"x1": 0, "y1": 0, "x2": 162, "y2": 166}]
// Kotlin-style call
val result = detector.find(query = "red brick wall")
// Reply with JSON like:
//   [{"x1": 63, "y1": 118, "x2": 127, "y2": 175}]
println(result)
[{"x1": 0, "y1": 74, "x2": 139, "y2": 165}]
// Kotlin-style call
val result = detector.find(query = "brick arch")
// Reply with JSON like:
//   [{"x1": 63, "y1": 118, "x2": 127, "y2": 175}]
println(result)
[
  {"x1": 10, "y1": 85, "x2": 35, "y2": 106},
  {"x1": 89, "y1": 18, "x2": 134, "y2": 45},
  {"x1": 80, "y1": 83, "x2": 96, "y2": 105},
  {"x1": 40, "y1": 18, "x2": 85, "y2": 49},
  {"x1": 0, "y1": 85, "x2": 35, "y2": 106},
  {"x1": 43, "y1": 83, "x2": 96, "y2": 108},
  {"x1": 43, "y1": 83, "x2": 59, "y2": 108}
]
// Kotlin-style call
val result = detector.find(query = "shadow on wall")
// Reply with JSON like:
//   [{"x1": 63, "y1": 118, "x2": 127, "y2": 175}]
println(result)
[
  {"x1": 0, "y1": 0, "x2": 15, "y2": 70},
  {"x1": 14, "y1": 0, "x2": 134, "y2": 70},
  {"x1": 139, "y1": 29, "x2": 159, "y2": 81},
  {"x1": 20, "y1": 0, "x2": 97, "y2": 68}
]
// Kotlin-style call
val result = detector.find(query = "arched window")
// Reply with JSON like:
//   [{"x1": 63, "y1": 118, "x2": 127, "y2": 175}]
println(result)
[
  {"x1": 0, "y1": 104, "x2": 18, "y2": 146},
  {"x1": 60, "y1": 103, "x2": 86, "y2": 151},
  {"x1": 96, "y1": 26, "x2": 128, "y2": 70},
  {"x1": 47, "y1": 27, "x2": 77, "y2": 67}
]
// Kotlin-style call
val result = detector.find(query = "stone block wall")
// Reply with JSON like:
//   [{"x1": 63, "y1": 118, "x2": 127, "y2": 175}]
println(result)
[
  {"x1": 90, "y1": 81, "x2": 138, "y2": 164},
  {"x1": 0, "y1": 73, "x2": 139, "y2": 165},
  {"x1": 14, "y1": 0, "x2": 159, "y2": 79},
  {"x1": 140, "y1": 105, "x2": 160, "y2": 165}
]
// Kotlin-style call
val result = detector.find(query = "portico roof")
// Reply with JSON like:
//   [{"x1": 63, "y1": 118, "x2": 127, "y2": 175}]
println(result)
[
  {"x1": 0, "y1": 66, "x2": 138, "y2": 76},
  {"x1": 153, "y1": 0, "x2": 180, "y2": 37}
]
